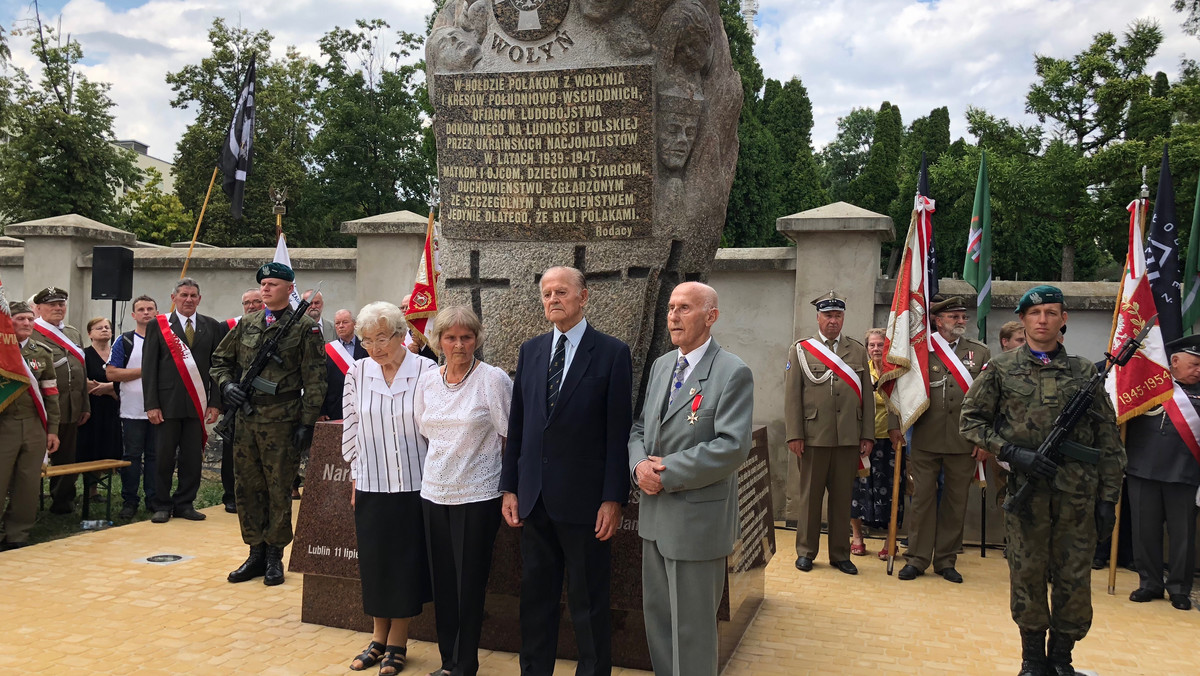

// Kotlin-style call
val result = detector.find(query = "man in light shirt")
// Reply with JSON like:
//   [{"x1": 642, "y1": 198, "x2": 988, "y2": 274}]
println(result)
[{"x1": 106, "y1": 295, "x2": 160, "y2": 519}]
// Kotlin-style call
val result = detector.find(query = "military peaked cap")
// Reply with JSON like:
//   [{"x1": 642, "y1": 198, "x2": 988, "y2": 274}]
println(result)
[
  {"x1": 929, "y1": 295, "x2": 968, "y2": 314},
  {"x1": 811, "y1": 290, "x2": 846, "y2": 312},
  {"x1": 8, "y1": 300, "x2": 32, "y2": 316},
  {"x1": 32, "y1": 286, "x2": 68, "y2": 304},
  {"x1": 1167, "y1": 334, "x2": 1200, "y2": 357}
]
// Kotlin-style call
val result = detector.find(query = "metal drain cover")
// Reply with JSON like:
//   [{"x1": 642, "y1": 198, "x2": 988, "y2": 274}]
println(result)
[{"x1": 134, "y1": 553, "x2": 192, "y2": 565}]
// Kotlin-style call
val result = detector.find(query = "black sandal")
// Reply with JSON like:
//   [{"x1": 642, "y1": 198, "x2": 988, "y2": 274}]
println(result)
[
  {"x1": 349, "y1": 641, "x2": 385, "y2": 671},
  {"x1": 379, "y1": 645, "x2": 407, "y2": 675}
]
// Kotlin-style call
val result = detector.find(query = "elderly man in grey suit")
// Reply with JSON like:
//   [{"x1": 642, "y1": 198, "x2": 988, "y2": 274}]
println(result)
[{"x1": 629, "y1": 282, "x2": 754, "y2": 676}]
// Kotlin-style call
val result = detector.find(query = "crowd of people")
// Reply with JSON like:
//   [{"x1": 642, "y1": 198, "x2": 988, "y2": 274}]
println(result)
[{"x1": 1, "y1": 269, "x2": 1197, "y2": 676}]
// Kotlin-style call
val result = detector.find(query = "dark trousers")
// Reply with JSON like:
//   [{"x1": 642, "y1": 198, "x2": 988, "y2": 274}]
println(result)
[
  {"x1": 423, "y1": 497, "x2": 501, "y2": 676},
  {"x1": 152, "y1": 417, "x2": 203, "y2": 513},
  {"x1": 220, "y1": 438, "x2": 235, "y2": 506},
  {"x1": 48, "y1": 422, "x2": 79, "y2": 508},
  {"x1": 519, "y1": 499, "x2": 612, "y2": 676},
  {"x1": 119, "y1": 418, "x2": 157, "y2": 509},
  {"x1": 1129, "y1": 475, "x2": 1199, "y2": 596}
]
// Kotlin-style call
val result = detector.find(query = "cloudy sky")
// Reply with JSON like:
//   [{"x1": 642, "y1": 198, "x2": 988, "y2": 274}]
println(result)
[{"x1": 2, "y1": 0, "x2": 1197, "y2": 163}]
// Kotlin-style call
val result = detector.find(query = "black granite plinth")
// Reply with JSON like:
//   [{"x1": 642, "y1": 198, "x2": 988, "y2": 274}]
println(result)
[{"x1": 293, "y1": 422, "x2": 775, "y2": 671}]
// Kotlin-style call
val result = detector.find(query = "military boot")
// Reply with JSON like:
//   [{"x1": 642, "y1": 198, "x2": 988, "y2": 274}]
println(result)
[
  {"x1": 1017, "y1": 630, "x2": 1047, "y2": 676},
  {"x1": 264, "y1": 545, "x2": 285, "y2": 586},
  {"x1": 227, "y1": 544, "x2": 267, "y2": 583},
  {"x1": 1046, "y1": 631, "x2": 1076, "y2": 676}
]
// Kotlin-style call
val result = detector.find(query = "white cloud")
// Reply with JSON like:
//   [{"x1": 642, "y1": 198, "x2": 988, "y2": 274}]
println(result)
[{"x1": 3, "y1": 0, "x2": 1197, "y2": 164}]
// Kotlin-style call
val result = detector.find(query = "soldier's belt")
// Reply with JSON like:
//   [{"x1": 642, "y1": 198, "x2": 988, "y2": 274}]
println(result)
[
  {"x1": 249, "y1": 390, "x2": 302, "y2": 405},
  {"x1": 1059, "y1": 439, "x2": 1100, "y2": 465}
]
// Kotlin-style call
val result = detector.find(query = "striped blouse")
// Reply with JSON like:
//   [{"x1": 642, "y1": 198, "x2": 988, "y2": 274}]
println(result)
[{"x1": 341, "y1": 352, "x2": 437, "y2": 493}]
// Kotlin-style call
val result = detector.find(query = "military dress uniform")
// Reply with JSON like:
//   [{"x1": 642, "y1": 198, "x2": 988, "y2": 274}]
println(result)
[
  {"x1": 902, "y1": 297, "x2": 991, "y2": 581},
  {"x1": 31, "y1": 288, "x2": 89, "y2": 513},
  {"x1": 785, "y1": 292, "x2": 875, "y2": 570},
  {"x1": 960, "y1": 286, "x2": 1123, "y2": 676},
  {"x1": 0, "y1": 313, "x2": 60, "y2": 548},
  {"x1": 1123, "y1": 334, "x2": 1200, "y2": 610},
  {"x1": 210, "y1": 263, "x2": 326, "y2": 585}
]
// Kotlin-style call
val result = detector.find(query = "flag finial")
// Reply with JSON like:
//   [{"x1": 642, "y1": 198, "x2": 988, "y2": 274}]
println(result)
[{"x1": 1141, "y1": 165, "x2": 1149, "y2": 199}]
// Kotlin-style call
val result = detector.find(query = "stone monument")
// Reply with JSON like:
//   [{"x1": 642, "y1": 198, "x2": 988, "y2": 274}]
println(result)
[{"x1": 425, "y1": 0, "x2": 742, "y2": 405}]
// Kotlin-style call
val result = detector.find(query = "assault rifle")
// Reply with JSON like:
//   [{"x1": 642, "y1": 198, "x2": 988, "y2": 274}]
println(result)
[
  {"x1": 1002, "y1": 315, "x2": 1156, "y2": 515},
  {"x1": 214, "y1": 283, "x2": 320, "y2": 443}
]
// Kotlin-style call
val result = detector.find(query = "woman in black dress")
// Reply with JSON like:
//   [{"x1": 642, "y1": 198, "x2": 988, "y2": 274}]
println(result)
[{"x1": 77, "y1": 317, "x2": 122, "y2": 501}]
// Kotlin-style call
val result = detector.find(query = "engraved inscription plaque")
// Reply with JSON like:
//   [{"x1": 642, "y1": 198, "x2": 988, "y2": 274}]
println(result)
[{"x1": 434, "y1": 64, "x2": 654, "y2": 241}]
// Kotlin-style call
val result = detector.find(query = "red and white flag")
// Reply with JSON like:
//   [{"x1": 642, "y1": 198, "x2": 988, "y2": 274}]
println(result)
[
  {"x1": 0, "y1": 274, "x2": 33, "y2": 417},
  {"x1": 877, "y1": 195, "x2": 935, "y2": 431},
  {"x1": 405, "y1": 212, "x2": 441, "y2": 343},
  {"x1": 1105, "y1": 198, "x2": 1173, "y2": 424}
]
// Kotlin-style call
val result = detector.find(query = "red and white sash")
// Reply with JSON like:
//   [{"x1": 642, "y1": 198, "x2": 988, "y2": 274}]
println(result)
[
  {"x1": 155, "y1": 314, "x2": 208, "y2": 443},
  {"x1": 226, "y1": 316, "x2": 240, "y2": 329},
  {"x1": 1163, "y1": 383, "x2": 1200, "y2": 467},
  {"x1": 930, "y1": 333, "x2": 973, "y2": 393},
  {"x1": 33, "y1": 318, "x2": 84, "y2": 365},
  {"x1": 798, "y1": 338, "x2": 862, "y2": 404},
  {"x1": 325, "y1": 341, "x2": 353, "y2": 375},
  {"x1": 19, "y1": 350, "x2": 49, "y2": 430}
]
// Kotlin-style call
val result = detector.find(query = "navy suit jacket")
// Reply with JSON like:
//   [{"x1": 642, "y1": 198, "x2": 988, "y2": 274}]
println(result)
[
  {"x1": 501, "y1": 322, "x2": 633, "y2": 525},
  {"x1": 320, "y1": 338, "x2": 369, "y2": 420}
]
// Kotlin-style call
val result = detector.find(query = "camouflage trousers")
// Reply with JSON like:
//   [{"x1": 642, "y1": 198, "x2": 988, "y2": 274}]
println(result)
[
  {"x1": 1003, "y1": 486, "x2": 1097, "y2": 640},
  {"x1": 233, "y1": 419, "x2": 300, "y2": 548}
]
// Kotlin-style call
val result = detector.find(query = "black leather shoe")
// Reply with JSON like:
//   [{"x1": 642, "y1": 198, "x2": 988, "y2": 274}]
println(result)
[
  {"x1": 1129, "y1": 587, "x2": 1164, "y2": 603},
  {"x1": 264, "y1": 545, "x2": 285, "y2": 586},
  {"x1": 174, "y1": 508, "x2": 207, "y2": 521},
  {"x1": 228, "y1": 544, "x2": 267, "y2": 583},
  {"x1": 118, "y1": 505, "x2": 137, "y2": 520},
  {"x1": 832, "y1": 560, "x2": 858, "y2": 575},
  {"x1": 1170, "y1": 593, "x2": 1192, "y2": 610},
  {"x1": 150, "y1": 511, "x2": 171, "y2": 523},
  {"x1": 224, "y1": 503, "x2": 237, "y2": 514},
  {"x1": 794, "y1": 556, "x2": 813, "y2": 572},
  {"x1": 48, "y1": 502, "x2": 74, "y2": 515},
  {"x1": 1090, "y1": 557, "x2": 1106, "y2": 570},
  {"x1": 937, "y1": 567, "x2": 964, "y2": 583},
  {"x1": 897, "y1": 564, "x2": 924, "y2": 580}
]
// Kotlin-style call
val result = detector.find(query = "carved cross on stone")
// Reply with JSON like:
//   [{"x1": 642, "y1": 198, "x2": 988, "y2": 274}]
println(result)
[
  {"x1": 447, "y1": 250, "x2": 512, "y2": 319},
  {"x1": 534, "y1": 245, "x2": 625, "y2": 285}
]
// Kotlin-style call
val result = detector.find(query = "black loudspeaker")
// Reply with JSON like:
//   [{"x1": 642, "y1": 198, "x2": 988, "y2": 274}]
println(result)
[{"x1": 92, "y1": 246, "x2": 134, "y2": 300}]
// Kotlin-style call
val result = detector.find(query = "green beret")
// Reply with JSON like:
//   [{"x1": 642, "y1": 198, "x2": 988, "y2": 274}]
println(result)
[
  {"x1": 1015, "y1": 285, "x2": 1064, "y2": 314},
  {"x1": 32, "y1": 286, "x2": 68, "y2": 304},
  {"x1": 930, "y1": 295, "x2": 968, "y2": 314},
  {"x1": 256, "y1": 262, "x2": 294, "y2": 283},
  {"x1": 8, "y1": 300, "x2": 32, "y2": 316}
]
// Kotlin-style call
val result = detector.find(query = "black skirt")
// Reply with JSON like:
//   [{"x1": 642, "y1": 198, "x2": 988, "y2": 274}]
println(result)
[{"x1": 354, "y1": 489, "x2": 431, "y2": 618}]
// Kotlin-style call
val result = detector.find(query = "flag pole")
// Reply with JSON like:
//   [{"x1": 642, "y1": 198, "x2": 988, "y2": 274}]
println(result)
[
  {"x1": 886, "y1": 439, "x2": 903, "y2": 575},
  {"x1": 179, "y1": 167, "x2": 219, "y2": 281}
]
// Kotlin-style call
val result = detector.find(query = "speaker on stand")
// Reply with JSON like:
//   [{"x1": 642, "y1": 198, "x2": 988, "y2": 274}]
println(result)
[{"x1": 92, "y1": 246, "x2": 134, "y2": 336}]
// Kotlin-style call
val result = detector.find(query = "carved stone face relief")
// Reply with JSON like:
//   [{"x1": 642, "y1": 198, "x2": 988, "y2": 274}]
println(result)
[
  {"x1": 577, "y1": 0, "x2": 629, "y2": 22},
  {"x1": 428, "y1": 24, "x2": 484, "y2": 74},
  {"x1": 658, "y1": 110, "x2": 700, "y2": 172}
]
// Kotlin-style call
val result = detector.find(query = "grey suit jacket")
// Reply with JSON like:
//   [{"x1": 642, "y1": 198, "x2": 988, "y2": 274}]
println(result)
[
  {"x1": 628, "y1": 339, "x2": 754, "y2": 561},
  {"x1": 319, "y1": 317, "x2": 336, "y2": 343}
]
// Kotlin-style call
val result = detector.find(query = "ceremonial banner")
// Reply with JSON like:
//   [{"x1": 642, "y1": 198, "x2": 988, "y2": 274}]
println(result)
[
  {"x1": 962, "y1": 151, "x2": 991, "y2": 341},
  {"x1": 155, "y1": 314, "x2": 209, "y2": 444},
  {"x1": 878, "y1": 194, "x2": 935, "y2": 431},
  {"x1": 405, "y1": 215, "x2": 441, "y2": 343},
  {"x1": 1183, "y1": 167, "x2": 1200, "y2": 334},
  {"x1": 1106, "y1": 198, "x2": 1173, "y2": 423},
  {"x1": 0, "y1": 275, "x2": 31, "y2": 415},
  {"x1": 219, "y1": 53, "x2": 256, "y2": 220},
  {"x1": 1147, "y1": 145, "x2": 1183, "y2": 343}
]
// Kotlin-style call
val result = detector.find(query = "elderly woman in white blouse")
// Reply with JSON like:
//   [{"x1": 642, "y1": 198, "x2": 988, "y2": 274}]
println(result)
[
  {"x1": 342, "y1": 301, "x2": 437, "y2": 676},
  {"x1": 414, "y1": 306, "x2": 513, "y2": 676}
]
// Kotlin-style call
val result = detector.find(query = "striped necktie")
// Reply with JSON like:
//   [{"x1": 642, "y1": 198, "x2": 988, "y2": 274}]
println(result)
[
  {"x1": 546, "y1": 334, "x2": 567, "y2": 412},
  {"x1": 668, "y1": 355, "x2": 689, "y2": 406}
]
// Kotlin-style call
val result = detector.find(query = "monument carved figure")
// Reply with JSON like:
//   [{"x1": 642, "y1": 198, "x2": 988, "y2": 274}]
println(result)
[{"x1": 426, "y1": 0, "x2": 742, "y2": 406}]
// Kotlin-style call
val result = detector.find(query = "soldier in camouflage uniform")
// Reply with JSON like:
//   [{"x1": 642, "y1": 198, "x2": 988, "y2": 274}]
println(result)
[
  {"x1": 210, "y1": 262, "x2": 326, "y2": 586},
  {"x1": 960, "y1": 285, "x2": 1124, "y2": 676}
]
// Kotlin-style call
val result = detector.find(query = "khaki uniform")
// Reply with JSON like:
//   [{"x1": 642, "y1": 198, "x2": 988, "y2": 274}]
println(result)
[
  {"x1": 210, "y1": 308, "x2": 326, "y2": 547},
  {"x1": 905, "y1": 337, "x2": 990, "y2": 572},
  {"x1": 34, "y1": 324, "x2": 88, "y2": 509},
  {"x1": 960, "y1": 346, "x2": 1123, "y2": 640},
  {"x1": 0, "y1": 340, "x2": 60, "y2": 544},
  {"x1": 784, "y1": 335, "x2": 874, "y2": 562}
]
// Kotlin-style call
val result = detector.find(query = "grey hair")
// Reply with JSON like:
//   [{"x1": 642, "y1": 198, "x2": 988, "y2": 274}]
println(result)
[
  {"x1": 864, "y1": 327, "x2": 886, "y2": 343},
  {"x1": 174, "y1": 277, "x2": 200, "y2": 293},
  {"x1": 242, "y1": 287, "x2": 260, "y2": 296},
  {"x1": 540, "y1": 266, "x2": 587, "y2": 292},
  {"x1": 429, "y1": 306, "x2": 485, "y2": 355},
  {"x1": 355, "y1": 301, "x2": 407, "y2": 339}
]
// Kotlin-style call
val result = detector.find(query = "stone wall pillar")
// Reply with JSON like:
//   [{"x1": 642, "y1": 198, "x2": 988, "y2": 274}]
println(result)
[
  {"x1": 341, "y1": 211, "x2": 429, "y2": 314},
  {"x1": 6, "y1": 214, "x2": 136, "y2": 329},
  {"x1": 776, "y1": 202, "x2": 894, "y2": 523}
]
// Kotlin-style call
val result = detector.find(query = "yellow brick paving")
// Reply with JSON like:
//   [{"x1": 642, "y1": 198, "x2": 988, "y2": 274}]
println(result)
[{"x1": 0, "y1": 510, "x2": 1195, "y2": 675}]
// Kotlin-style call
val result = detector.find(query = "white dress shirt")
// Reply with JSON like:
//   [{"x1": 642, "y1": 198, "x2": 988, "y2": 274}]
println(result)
[
  {"x1": 676, "y1": 337, "x2": 712, "y2": 384},
  {"x1": 172, "y1": 310, "x2": 196, "y2": 331},
  {"x1": 341, "y1": 353, "x2": 437, "y2": 493},
  {"x1": 551, "y1": 317, "x2": 588, "y2": 378}
]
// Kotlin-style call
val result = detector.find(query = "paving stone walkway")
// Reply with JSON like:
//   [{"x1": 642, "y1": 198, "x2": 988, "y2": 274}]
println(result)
[{"x1": 0, "y1": 508, "x2": 1194, "y2": 675}]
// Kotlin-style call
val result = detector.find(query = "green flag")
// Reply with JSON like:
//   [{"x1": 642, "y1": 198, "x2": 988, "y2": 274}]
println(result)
[
  {"x1": 962, "y1": 152, "x2": 991, "y2": 341},
  {"x1": 1184, "y1": 169, "x2": 1200, "y2": 335}
]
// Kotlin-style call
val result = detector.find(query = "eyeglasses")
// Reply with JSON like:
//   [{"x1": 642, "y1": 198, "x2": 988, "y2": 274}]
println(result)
[{"x1": 361, "y1": 332, "x2": 398, "y2": 349}]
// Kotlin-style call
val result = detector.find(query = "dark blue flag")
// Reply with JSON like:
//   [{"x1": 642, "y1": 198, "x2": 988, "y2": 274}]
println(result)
[
  {"x1": 219, "y1": 54, "x2": 256, "y2": 220},
  {"x1": 1147, "y1": 144, "x2": 1183, "y2": 342},
  {"x1": 918, "y1": 152, "x2": 939, "y2": 299}
]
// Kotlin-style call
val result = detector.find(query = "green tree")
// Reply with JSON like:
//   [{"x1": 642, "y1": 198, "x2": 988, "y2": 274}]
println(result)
[
  {"x1": 114, "y1": 168, "x2": 195, "y2": 245},
  {"x1": 1127, "y1": 71, "x2": 1173, "y2": 142},
  {"x1": 765, "y1": 77, "x2": 828, "y2": 216},
  {"x1": 0, "y1": 19, "x2": 140, "y2": 226},
  {"x1": 846, "y1": 102, "x2": 901, "y2": 216},
  {"x1": 167, "y1": 19, "x2": 318, "y2": 247},
  {"x1": 888, "y1": 107, "x2": 953, "y2": 271},
  {"x1": 818, "y1": 107, "x2": 876, "y2": 202},
  {"x1": 308, "y1": 19, "x2": 434, "y2": 245}
]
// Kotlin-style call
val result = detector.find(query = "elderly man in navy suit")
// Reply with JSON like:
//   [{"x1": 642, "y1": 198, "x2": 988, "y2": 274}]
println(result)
[
  {"x1": 629, "y1": 282, "x2": 754, "y2": 676},
  {"x1": 500, "y1": 266, "x2": 633, "y2": 676}
]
